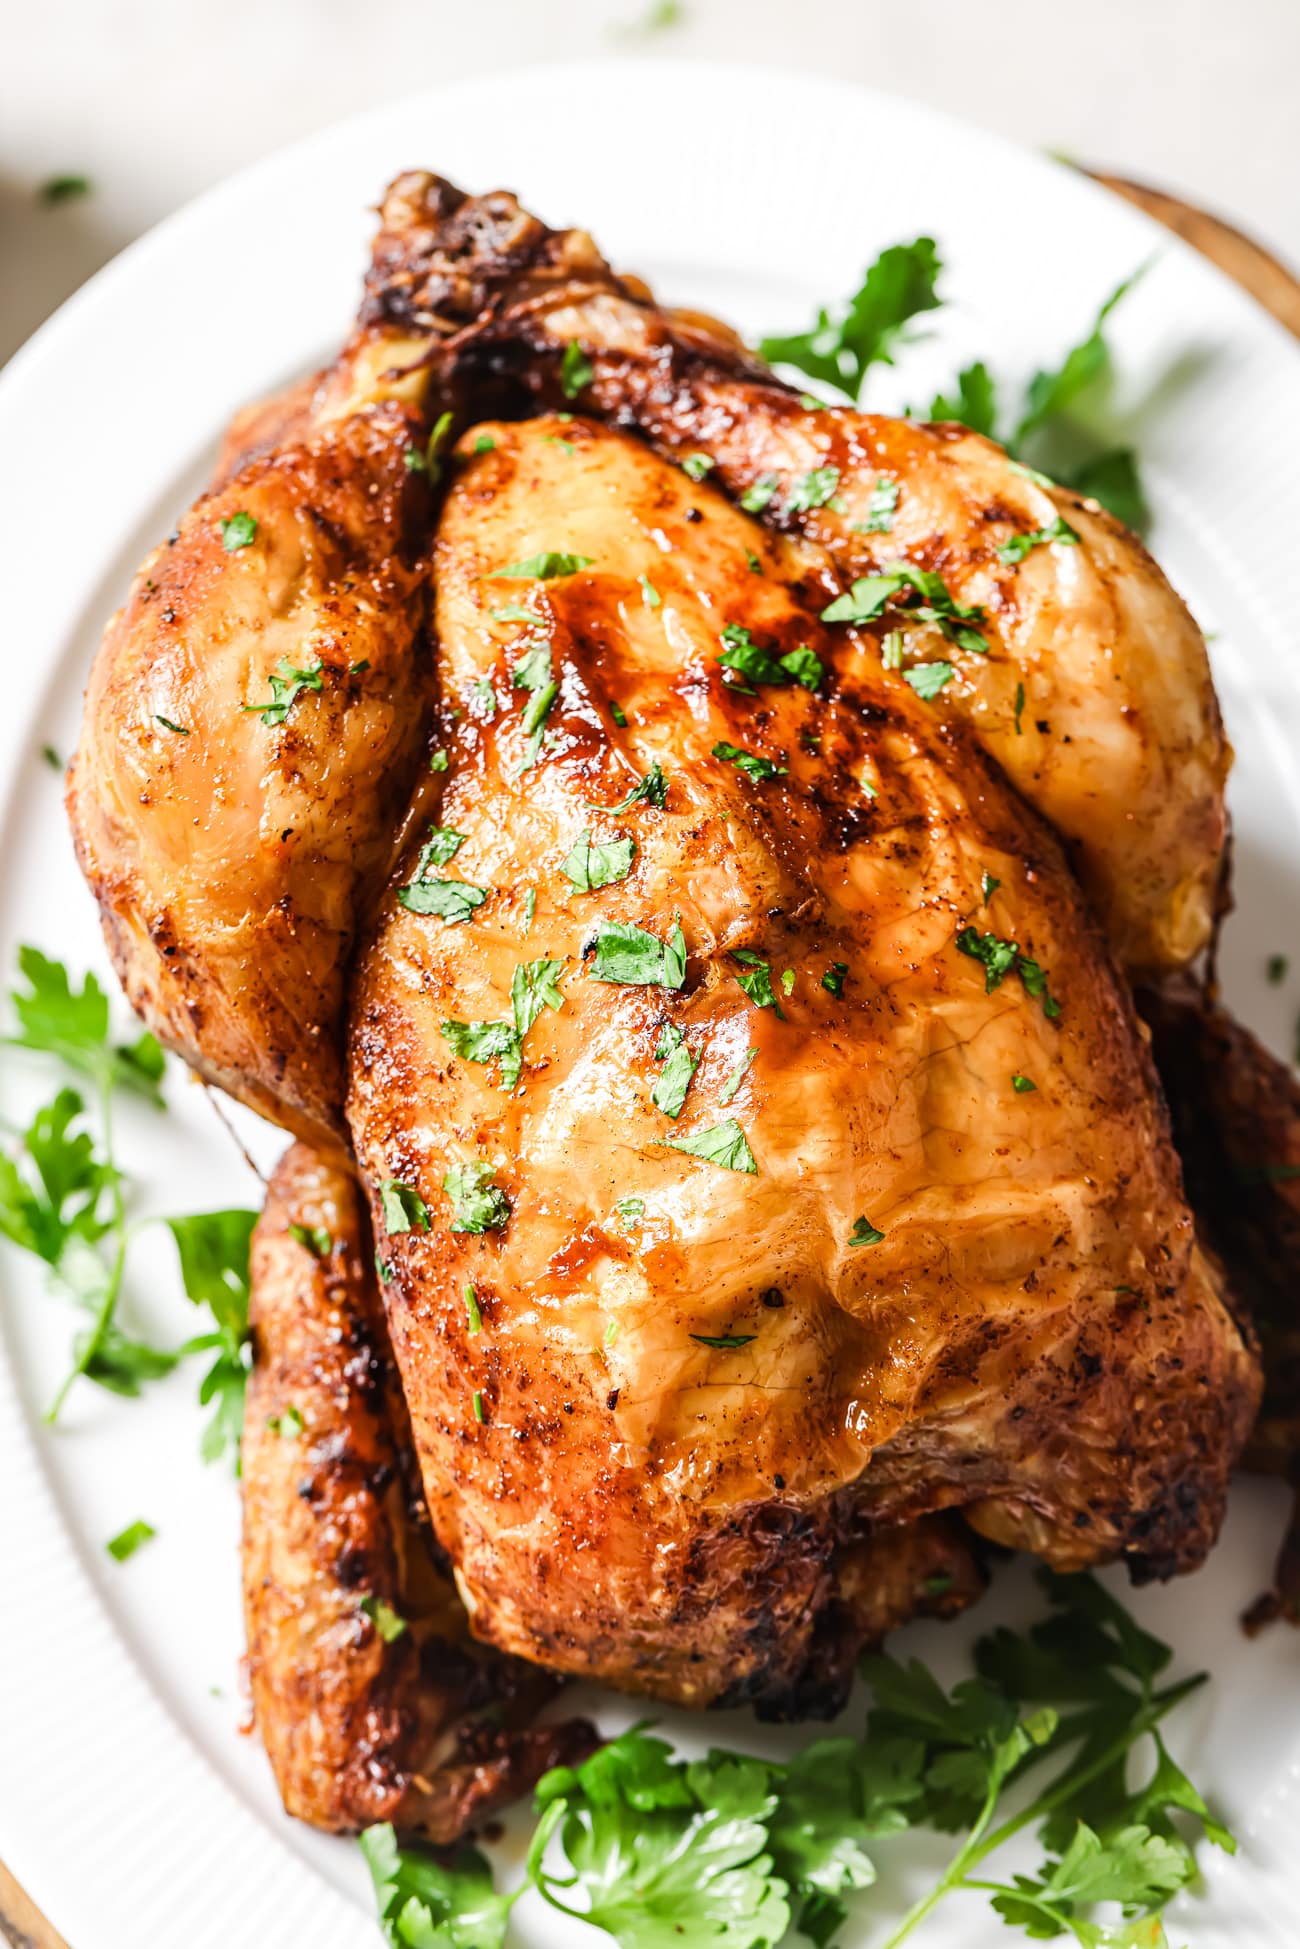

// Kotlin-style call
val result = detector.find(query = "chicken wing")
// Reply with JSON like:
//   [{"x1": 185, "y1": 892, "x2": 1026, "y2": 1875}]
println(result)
[
  {"x1": 242, "y1": 1141, "x2": 593, "y2": 1837},
  {"x1": 345, "y1": 410, "x2": 1257, "y2": 1713}
]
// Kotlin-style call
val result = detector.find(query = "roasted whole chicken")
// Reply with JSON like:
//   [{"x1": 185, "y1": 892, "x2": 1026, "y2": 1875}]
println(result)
[{"x1": 68, "y1": 173, "x2": 1266, "y2": 1837}]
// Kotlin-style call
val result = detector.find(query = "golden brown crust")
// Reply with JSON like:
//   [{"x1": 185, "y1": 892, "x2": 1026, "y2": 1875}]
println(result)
[
  {"x1": 67, "y1": 403, "x2": 434, "y2": 1152},
  {"x1": 346, "y1": 411, "x2": 1258, "y2": 1714},
  {"x1": 242, "y1": 1142, "x2": 593, "y2": 1839}
]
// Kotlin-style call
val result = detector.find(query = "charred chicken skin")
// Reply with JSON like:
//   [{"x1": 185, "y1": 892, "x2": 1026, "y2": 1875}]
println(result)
[{"x1": 68, "y1": 174, "x2": 1261, "y2": 1820}]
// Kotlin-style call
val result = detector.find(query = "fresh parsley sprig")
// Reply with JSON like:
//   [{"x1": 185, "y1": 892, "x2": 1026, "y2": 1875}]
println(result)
[
  {"x1": 361, "y1": 1571, "x2": 1224, "y2": 1949},
  {"x1": 759, "y1": 239, "x2": 944, "y2": 400}
]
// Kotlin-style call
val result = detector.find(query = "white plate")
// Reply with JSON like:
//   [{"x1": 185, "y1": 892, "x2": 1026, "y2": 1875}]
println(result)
[{"x1": 2, "y1": 58, "x2": 1299, "y2": 1949}]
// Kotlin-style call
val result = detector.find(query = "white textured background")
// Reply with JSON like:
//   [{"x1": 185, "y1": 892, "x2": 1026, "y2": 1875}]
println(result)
[{"x1": 2, "y1": 0, "x2": 1299, "y2": 367}]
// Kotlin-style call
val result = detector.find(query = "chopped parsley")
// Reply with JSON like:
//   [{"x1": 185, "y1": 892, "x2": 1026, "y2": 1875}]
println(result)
[
  {"x1": 759, "y1": 236, "x2": 943, "y2": 399},
  {"x1": 862, "y1": 477, "x2": 900, "y2": 532},
  {"x1": 929, "y1": 359, "x2": 999, "y2": 437},
  {"x1": 398, "y1": 877, "x2": 487, "y2": 922},
  {"x1": 956, "y1": 927, "x2": 1062, "y2": 1019},
  {"x1": 1267, "y1": 954, "x2": 1289, "y2": 985},
  {"x1": 821, "y1": 561, "x2": 987, "y2": 653},
  {"x1": 472, "y1": 1389, "x2": 486, "y2": 1423},
  {"x1": 610, "y1": 701, "x2": 628, "y2": 727},
  {"x1": 473, "y1": 433, "x2": 497, "y2": 453},
  {"x1": 513, "y1": 643, "x2": 559, "y2": 770},
  {"x1": 589, "y1": 762, "x2": 667, "y2": 814},
  {"x1": 106, "y1": 1519, "x2": 155, "y2": 1562},
  {"x1": 780, "y1": 969, "x2": 795, "y2": 997},
  {"x1": 561, "y1": 340, "x2": 594, "y2": 398},
  {"x1": 982, "y1": 871, "x2": 1001, "y2": 903},
  {"x1": 997, "y1": 515, "x2": 1081, "y2": 566},
  {"x1": 1013, "y1": 680, "x2": 1027, "y2": 736},
  {"x1": 468, "y1": 677, "x2": 497, "y2": 719},
  {"x1": 904, "y1": 661, "x2": 956, "y2": 701},
  {"x1": 40, "y1": 744, "x2": 61, "y2": 772},
  {"x1": 414, "y1": 827, "x2": 466, "y2": 871},
  {"x1": 656, "y1": 1118, "x2": 757, "y2": 1174},
  {"x1": 1012, "y1": 1073, "x2": 1038, "y2": 1093},
  {"x1": 691, "y1": 1332, "x2": 756, "y2": 1350},
  {"x1": 154, "y1": 715, "x2": 190, "y2": 736},
  {"x1": 464, "y1": 1283, "x2": 483, "y2": 1333},
  {"x1": 787, "y1": 466, "x2": 841, "y2": 512},
  {"x1": 441, "y1": 1017, "x2": 523, "y2": 1087},
  {"x1": 267, "y1": 1405, "x2": 304, "y2": 1438},
  {"x1": 716, "y1": 624, "x2": 823, "y2": 692},
  {"x1": 848, "y1": 1217, "x2": 885, "y2": 1246},
  {"x1": 821, "y1": 961, "x2": 848, "y2": 998},
  {"x1": 360, "y1": 1594, "x2": 407, "y2": 1643},
  {"x1": 590, "y1": 918, "x2": 686, "y2": 989},
  {"x1": 561, "y1": 829, "x2": 636, "y2": 892},
  {"x1": 288, "y1": 1222, "x2": 331, "y2": 1258},
  {"x1": 219, "y1": 511, "x2": 257, "y2": 552},
  {"x1": 712, "y1": 740, "x2": 788, "y2": 782},
  {"x1": 740, "y1": 473, "x2": 780, "y2": 513},
  {"x1": 718, "y1": 1047, "x2": 757, "y2": 1104},
  {"x1": 638, "y1": 573, "x2": 661, "y2": 610},
  {"x1": 379, "y1": 1180, "x2": 430, "y2": 1235},
  {"x1": 39, "y1": 173, "x2": 92, "y2": 204},
  {"x1": 651, "y1": 1030, "x2": 698, "y2": 1118},
  {"x1": 495, "y1": 552, "x2": 593, "y2": 580},
  {"x1": 443, "y1": 1161, "x2": 510, "y2": 1234},
  {"x1": 732, "y1": 950, "x2": 785, "y2": 1017},
  {"x1": 682, "y1": 453, "x2": 715, "y2": 481},
  {"x1": 241, "y1": 656, "x2": 323, "y2": 727},
  {"x1": 429, "y1": 748, "x2": 450, "y2": 771},
  {"x1": 614, "y1": 1196, "x2": 645, "y2": 1231}
]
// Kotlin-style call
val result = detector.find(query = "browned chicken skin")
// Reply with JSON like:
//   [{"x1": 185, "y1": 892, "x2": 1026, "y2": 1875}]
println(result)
[
  {"x1": 243, "y1": 1141, "x2": 593, "y2": 1837},
  {"x1": 68, "y1": 172, "x2": 1265, "y2": 1816}
]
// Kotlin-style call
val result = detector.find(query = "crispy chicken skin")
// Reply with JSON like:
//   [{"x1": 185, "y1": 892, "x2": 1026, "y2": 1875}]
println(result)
[
  {"x1": 66, "y1": 343, "x2": 437, "y2": 1152},
  {"x1": 346, "y1": 410, "x2": 1257, "y2": 1712},
  {"x1": 242, "y1": 1141, "x2": 593, "y2": 1838},
  {"x1": 72, "y1": 171, "x2": 1263, "y2": 1751},
  {"x1": 367, "y1": 172, "x2": 1229, "y2": 978}
]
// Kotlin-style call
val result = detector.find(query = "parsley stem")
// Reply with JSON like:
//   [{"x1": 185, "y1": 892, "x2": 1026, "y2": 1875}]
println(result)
[
  {"x1": 45, "y1": 1068, "x2": 127, "y2": 1421},
  {"x1": 875, "y1": 1671, "x2": 1205, "y2": 1949}
]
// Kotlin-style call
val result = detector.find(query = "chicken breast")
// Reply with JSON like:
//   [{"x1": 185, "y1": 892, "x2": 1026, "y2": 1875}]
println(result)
[
  {"x1": 242, "y1": 1141, "x2": 593, "y2": 1838},
  {"x1": 345, "y1": 411, "x2": 1257, "y2": 1712}
]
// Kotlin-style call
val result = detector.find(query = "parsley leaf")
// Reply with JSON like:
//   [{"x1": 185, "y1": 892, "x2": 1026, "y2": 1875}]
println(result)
[
  {"x1": 904, "y1": 661, "x2": 956, "y2": 701},
  {"x1": 821, "y1": 560, "x2": 987, "y2": 653},
  {"x1": 692, "y1": 1332, "x2": 756, "y2": 1349},
  {"x1": 997, "y1": 515, "x2": 1081, "y2": 565},
  {"x1": 732, "y1": 949, "x2": 785, "y2": 1017},
  {"x1": 719, "y1": 1047, "x2": 757, "y2": 1104},
  {"x1": 361, "y1": 1822, "x2": 512, "y2": 1949},
  {"x1": 589, "y1": 762, "x2": 668, "y2": 814},
  {"x1": 8, "y1": 947, "x2": 165, "y2": 1104},
  {"x1": 494, "y1": 551, "x2": 593, "y2": 580},
  {"x1": 106, "y1": 1519, "x2": 155, "y2": 1562},
  {"x1": 821, "y1": 961, "x2": 848, "y2": 998},
  {"x1": 288, "y1": 1222, "x2": 330, "y2": 1257},
  {"x1": 398, "y1": 878, "x2": 488, "y2": 922},
  {"x1": 561, "y1": 829, "x2": 636, "y2": 892},
  {"x1": 860, "y1": 476, "x2": 900, "y2": 533},
  {"x1": 443, "y1": 1162, "x2": 510, "y2": 1234},
  {"x1": 849, "y1": 1217, "x2": 885, "y2": 1246},
  {"x1": 956, "y1": 926, "x2": 1062, "y2": 1019},
  {"x1": 651, "y1": 1033, "x2": 698, "y2": 1118},
  {"x1": 657, "y1": 1118, "x2": 757, "y2": 1174},
  {"x1": 759, "y1": 238, "x2": 943, "y2": 400},
  {"x1": 929, "y1": 360, "x2": 1000, "y2": 437},
  {"x1": 614, "y1": 1196, "x2": 645, "y2": 1231},
  {"x1": 713, "y1": 740, "x2": 788, "y2": 782},
  {"x1": 415, "y1": 827, "x2": 467, "y2": 870},
  {"x1": 1072, "y1": 448, "x2": 1149, "y2": 533},
  {"x1": 441, "y1": 1018, "x2": 523, "y2": 1089},
  {"x1": 1012, "y1": 1073, "x2": 1037, "y2": 1094},
  {"x1": 39, "y1": 173, "x2": 92, "y2": 204},
  {"x1": 242, "y1": 655, "x2": 323, "y2": 727},
  {"x1": 168, "y1": 1208, "x2": 258, "y2": 1466},
  {"x1": 380, "y1": 1180, "x2": 430, "y2": 1235},
  {"x1": 682, "y1": 452, "x2": 715, "y2": 481},
  {"x1": 512, "y1": 957, "x2": 566, "y2": 1037},
  {"x1": 591, "y1": 918, "x2": 687, "y2": 989},
  {"x1": 529, "y1": 1731, "x2": 789, "y2": 1949},
  {"x1": 360, "y1": 1594, "x2": 408, "y2": 1643},
  {"x1": 788, "y1": 466, "x2": 841, "y2": 512},
  {"x1": 561, "y1": 340, "x2": 594, "y2": 398},
  {"x1": 740, "y1": 473, "x2": 780, "y2": 514},
  {"x1": 639, "y1": 573, "x2": 662, "y2": 609},
  {"x1": 1017, "y1": 266, "x2": 1149, "y2": 445},
  {"x1": 219, "y1": 510, "x2": 257, "y2": 552},
  {"x1": 716, "y1": 625, "x2": 824, "y2": 693}
]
